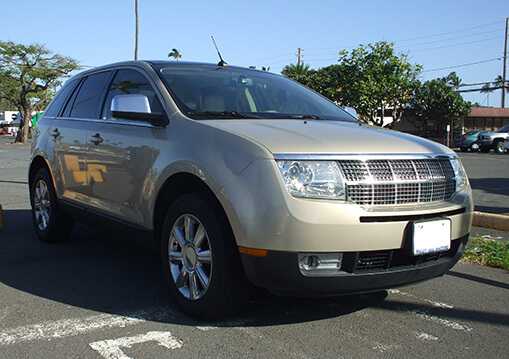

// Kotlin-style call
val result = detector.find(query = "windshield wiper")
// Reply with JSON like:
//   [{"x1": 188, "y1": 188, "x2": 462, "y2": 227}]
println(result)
[
  {"x1": 188, "y1": 111, "x2": 261, "y2": 119},
  {"x1": 272, "y1": 114, "x2": 333, "y2": 121}
]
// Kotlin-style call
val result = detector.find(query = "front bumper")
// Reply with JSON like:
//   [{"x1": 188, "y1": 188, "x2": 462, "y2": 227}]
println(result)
[{"x1": 240, "y1": 235, "x2": 468, "y2": 296}]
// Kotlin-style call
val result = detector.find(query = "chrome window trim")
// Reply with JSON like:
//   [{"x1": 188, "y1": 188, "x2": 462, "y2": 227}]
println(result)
[{"x1": 54, "y1": 116, "x2": 156, "y2": 128}]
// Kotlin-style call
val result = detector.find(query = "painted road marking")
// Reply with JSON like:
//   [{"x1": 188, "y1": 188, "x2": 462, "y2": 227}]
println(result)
[
  {"x1": 0, "y1": 307, "x2": 173, "y2": 346},
  {"x1": 389, "y1": 289, "x2": 454, "y2": 309},
  {"x1": 408, "y1": 309, "x2": 473, "y2": 332},
  {"x1": 89, "y1": 331, "x2": 183, "y2": 359}
]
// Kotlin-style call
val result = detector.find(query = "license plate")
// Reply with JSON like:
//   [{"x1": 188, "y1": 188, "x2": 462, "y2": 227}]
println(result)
[{"x1": 412, "y1": 219, "x2": 451, "y2": 255}]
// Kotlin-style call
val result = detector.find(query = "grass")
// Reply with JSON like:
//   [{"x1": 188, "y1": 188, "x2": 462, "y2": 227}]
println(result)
[{"x1": 462, "y1": 236, "x2": 509, "y2": 270}]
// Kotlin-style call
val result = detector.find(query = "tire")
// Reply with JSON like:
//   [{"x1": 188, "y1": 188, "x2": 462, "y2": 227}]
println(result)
[
  {"x1": 494, "y1": 140, "x2": 505, "y2": 154},
  {"x1": 480, "y1": 146, "x2": 491, "y2": 153},
  {"x1": 459, "y1": 147, "x2": 468, "y2": 152},
  {"x1": 160, "y1": 193, "x2": 251, "y2": 320},
  {"x1": 470, "y1": 143, "x2": 480, "y2": 152},
  {"x1": 30, "y1": 168, "x2": 74, "y2": 243}
]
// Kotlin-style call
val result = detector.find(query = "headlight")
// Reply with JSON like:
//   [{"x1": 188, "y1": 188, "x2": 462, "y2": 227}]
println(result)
[
  {"x1": 277, "y1": 161, "x2": 345, "y2": 199},
  {"x1": 451, "y1": 158, "x2": 469, "y2": 192}
]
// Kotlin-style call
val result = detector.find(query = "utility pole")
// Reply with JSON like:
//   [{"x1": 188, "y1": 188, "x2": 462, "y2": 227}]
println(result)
[
  {"x1": 297, "y1": 47, "x2": 301, "y2": 66},
  {"x1": 134, "y1": 0, "x2": 139, "y2": 60},
  {"x1": 502, "y1": 17, "x2": 508, "y2": 108}
]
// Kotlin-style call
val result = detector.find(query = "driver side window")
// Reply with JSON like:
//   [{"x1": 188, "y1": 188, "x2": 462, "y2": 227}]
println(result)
[{"x1": 102, "y1": 69, "x2": 163, "y2": 121}]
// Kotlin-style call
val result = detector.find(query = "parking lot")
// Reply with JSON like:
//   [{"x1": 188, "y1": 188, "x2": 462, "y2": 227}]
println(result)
[{"x1": 0, "y1": 136, "x2": 508, "y2": 358}]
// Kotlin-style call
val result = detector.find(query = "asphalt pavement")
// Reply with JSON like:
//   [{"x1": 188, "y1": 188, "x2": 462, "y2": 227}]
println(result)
[{"x1": 0, "y1": 135, "x2": 508, "y2": 359}]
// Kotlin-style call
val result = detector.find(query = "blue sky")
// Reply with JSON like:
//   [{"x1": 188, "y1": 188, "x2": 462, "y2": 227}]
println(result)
[{"x1": 2, "y1": 0, "x2": 508, "y2": 106}]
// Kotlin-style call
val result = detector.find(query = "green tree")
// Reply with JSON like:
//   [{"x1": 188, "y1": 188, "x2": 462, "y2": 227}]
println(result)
[
  {"x1": 0, "y1": 41, "x2": 80, "y2": 143},
  {"x1": 168, "y1": 48, "x2": 182, "y2": 61},
  {"x1": 409, "y1": 74, "x2": 471, "y2": 137},
  {"x1": 281, "y1": 62, "x2": 310, "y2": 77},
  {"x1": 480, "y1": 82, "x2": 495, "y2": 106},
  {"x1": 284, "y1": 42, "x2": 421, "y2": 127},
  {"x1": 332, "y1": 42, "x2": 421, "y2": 126}
]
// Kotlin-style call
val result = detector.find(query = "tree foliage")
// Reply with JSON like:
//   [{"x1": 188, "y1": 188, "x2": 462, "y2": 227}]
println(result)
[
  {"x1": 281, "y1": 62, "x2": 310, "y2": 77},
  {"x1": 409, "y1": 73, "x2": 471, "y2": 136},
  {"x1": 0, "y1": 41, "x2": 80, "y2": 142},
  {"x1": 282, "y1": 42, "x2": 421, "y2": 127},
  {"x1": 281, "y1": 42, "x2": 473, "y2": 138},
  {"x1": 168, "y1": 48, "x2": 182, "y2": 61}
]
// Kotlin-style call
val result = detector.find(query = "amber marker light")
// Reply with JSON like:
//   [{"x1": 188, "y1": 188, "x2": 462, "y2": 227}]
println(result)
[{"x1": 238, "y1": 247, "x2": 269, "y2": 257}]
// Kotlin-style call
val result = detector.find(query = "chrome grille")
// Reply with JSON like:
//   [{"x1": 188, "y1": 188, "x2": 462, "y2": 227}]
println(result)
[{"x1": 337, "y1": 159, "x2": 456, "y2": 205}]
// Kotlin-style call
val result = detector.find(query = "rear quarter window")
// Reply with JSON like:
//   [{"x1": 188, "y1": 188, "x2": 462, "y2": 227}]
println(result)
[{"x1": 43, "y1": 79, "x2": 79, "y2": 117}]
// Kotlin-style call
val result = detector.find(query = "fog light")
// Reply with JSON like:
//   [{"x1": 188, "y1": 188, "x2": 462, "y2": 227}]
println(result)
[
  {"x1": 301, "y1": 255, "x2": 320, "y2": 270},
  {"x1": 298, "y1": 253, "x2": 344, "y2": 277}
]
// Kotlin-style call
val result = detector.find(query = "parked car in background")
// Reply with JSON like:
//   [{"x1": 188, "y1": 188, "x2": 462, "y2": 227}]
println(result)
[
  {"x1": 478, "y1": 125, "x2": 509, "y2": 153},
  {"x1": 504, "y1": 136, "x2": 509, "y2": 152},
  {"x1": 29, "y1": 61, "x2": 473, "y2": 319},
  {"x1": 453, "y1": 130, "x2": 488, "y2": 152}
]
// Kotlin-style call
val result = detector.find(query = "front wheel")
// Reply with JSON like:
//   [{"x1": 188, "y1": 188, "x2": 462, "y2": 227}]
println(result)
[
  {"x1": 160, "y1": 193, "x2": 251, "y2": 320},
  {"x1": 30, "y1": 168, "x2": 74, "y2": 243},
  {"x1": 494, "y1": 140, "x2": 505, "y2": 154},
  {"x1": 470, "y1": 143, "x2": 480, "y2": 152}
]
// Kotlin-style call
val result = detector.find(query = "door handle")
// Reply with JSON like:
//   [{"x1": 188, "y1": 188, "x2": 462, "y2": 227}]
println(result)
[
  {"x1": 89, "y1": 133, "x2": 103, "y2": 145},
  {"x1": 50, "y1": 129, "x2": 60, "y2": 138}
]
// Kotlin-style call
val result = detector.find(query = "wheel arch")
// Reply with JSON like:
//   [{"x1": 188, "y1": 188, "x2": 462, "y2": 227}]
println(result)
[
  {"x1": 152, "y1": 172, "x2": 233, "y2": 246},
  {"x1": 28, "y1": 156, "x2": 52, "y2": 195}
]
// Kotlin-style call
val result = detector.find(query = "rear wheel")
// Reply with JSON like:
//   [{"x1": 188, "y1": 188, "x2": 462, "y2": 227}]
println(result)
[
  {"x1": 160, "y1": 193, "x2": 251, "y2": 320},
  {"x1": 30, "y1": 168, "x2": 74, "y2": 243}
]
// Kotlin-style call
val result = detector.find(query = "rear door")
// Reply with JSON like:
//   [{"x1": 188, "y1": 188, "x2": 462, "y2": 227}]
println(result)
[{"x1": 50, "y1": 71, "x2": 112, "y2": 206}]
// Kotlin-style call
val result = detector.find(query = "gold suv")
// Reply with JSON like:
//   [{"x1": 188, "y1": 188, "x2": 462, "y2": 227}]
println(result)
[{"x1": 29, "y1": 61, "x2": 473, "y2": 319}]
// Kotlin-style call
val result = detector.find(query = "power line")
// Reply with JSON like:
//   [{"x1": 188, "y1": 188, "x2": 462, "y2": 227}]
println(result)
[
  {"x1": 395, "y1": 28, "x2": 502, "y2": 48},
  {"x1": 411, "y1": 36, "x2": 502, "y2": 53},
  {"x1": 394, "y1": 20, "x2": 504, "y2": 42},
  {"x1": 422, "y1": 57, "x2": 502, "y2": 73}
]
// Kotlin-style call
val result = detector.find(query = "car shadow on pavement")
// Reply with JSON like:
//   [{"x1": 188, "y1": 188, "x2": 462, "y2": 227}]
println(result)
[
  {"x1": 447, "y1": 270, "x2": 509, "y2": 290},
  {"x1": 0, "y1": 209, "x2": 388, "y2": 326},
  {"x1": 468, "y1": 177, "x2": 509, "y2": 197}
]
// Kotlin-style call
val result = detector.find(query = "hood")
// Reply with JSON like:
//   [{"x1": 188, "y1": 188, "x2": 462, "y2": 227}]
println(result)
[{"x1": 204, "y1": 119, "x2": 454, "y2": 155}]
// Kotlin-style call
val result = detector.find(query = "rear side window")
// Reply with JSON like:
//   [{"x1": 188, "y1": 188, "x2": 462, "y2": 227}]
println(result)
[
  {"x1": 101, "y1": 69, "x2": 163, "y2": 121},
  {"x1": 44, "y1": 79, "x2": 79, "y2": 117},
  {"x1": 66, "y1": 71, "x2": 111, "y2": 119}
]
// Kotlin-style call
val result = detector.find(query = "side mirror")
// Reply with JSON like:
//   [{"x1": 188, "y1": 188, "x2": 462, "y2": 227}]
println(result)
[
  {"x1": 341, "y1": 106, "x2": 358, "y2": 119},
  {"x1": 111, "y1": 94, "x2": 163, "y2": 123}
]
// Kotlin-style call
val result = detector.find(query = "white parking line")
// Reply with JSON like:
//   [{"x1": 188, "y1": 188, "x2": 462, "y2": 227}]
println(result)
[
  {"x1": 408, "y1": 309, "x2": 473, "y2": 332},
  {"x1": 89, "y1": 331, "x2": 183, "y2": 359},
  {"x1": 0, "y1": 307, "x2": 173, "y2": 346},
  {"x1": 388, "y1": 289, "x2": 454, "y2": 309},
  {"x1": 414, "y1": 332, "x2": 440, "y2": 341}
]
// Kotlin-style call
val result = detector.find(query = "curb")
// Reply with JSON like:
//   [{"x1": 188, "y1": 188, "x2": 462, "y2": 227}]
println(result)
[
  {"x1": 472, "y1": 211, "x2": 509, "y2": 232},
  {"x1": 0, "y1": 204, "x2": 3, "y2": 229}
]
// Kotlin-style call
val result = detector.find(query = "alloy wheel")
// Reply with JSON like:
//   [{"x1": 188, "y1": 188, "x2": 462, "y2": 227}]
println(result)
[
  {"x1": 168, "y1": 214, "x2": 212, "y2": 300},
  {"x1": 33, "y1": 179, "x2": 51, "y2": 231}
]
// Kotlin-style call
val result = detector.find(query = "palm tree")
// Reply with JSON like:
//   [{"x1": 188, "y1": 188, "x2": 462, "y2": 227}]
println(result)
[
  {"x1": 168, "y1": 48, "x2": 182, "y2": 61},
  {"x1": 480, "y1": 83, "x2": 495, "y2": 107},
  {"x1": 282, "y1": 62, "x2": 310, "y2": 77},
  {"x1": 493, "y1": 75, "x2": 508, "y2": 92}
]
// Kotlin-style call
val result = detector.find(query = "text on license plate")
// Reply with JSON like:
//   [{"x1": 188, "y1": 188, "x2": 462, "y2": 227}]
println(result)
[{"x1": 412, "y1": 219, "x2": 451, "y2": 255}]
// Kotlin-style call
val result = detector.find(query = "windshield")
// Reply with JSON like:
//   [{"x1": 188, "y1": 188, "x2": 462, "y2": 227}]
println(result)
[
  {"x1": 497, "y1": 125, "x2": 509, "y2": 133},
  {"x1": 154, "y1": 65, "x2": 357, "y2": 122}
]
